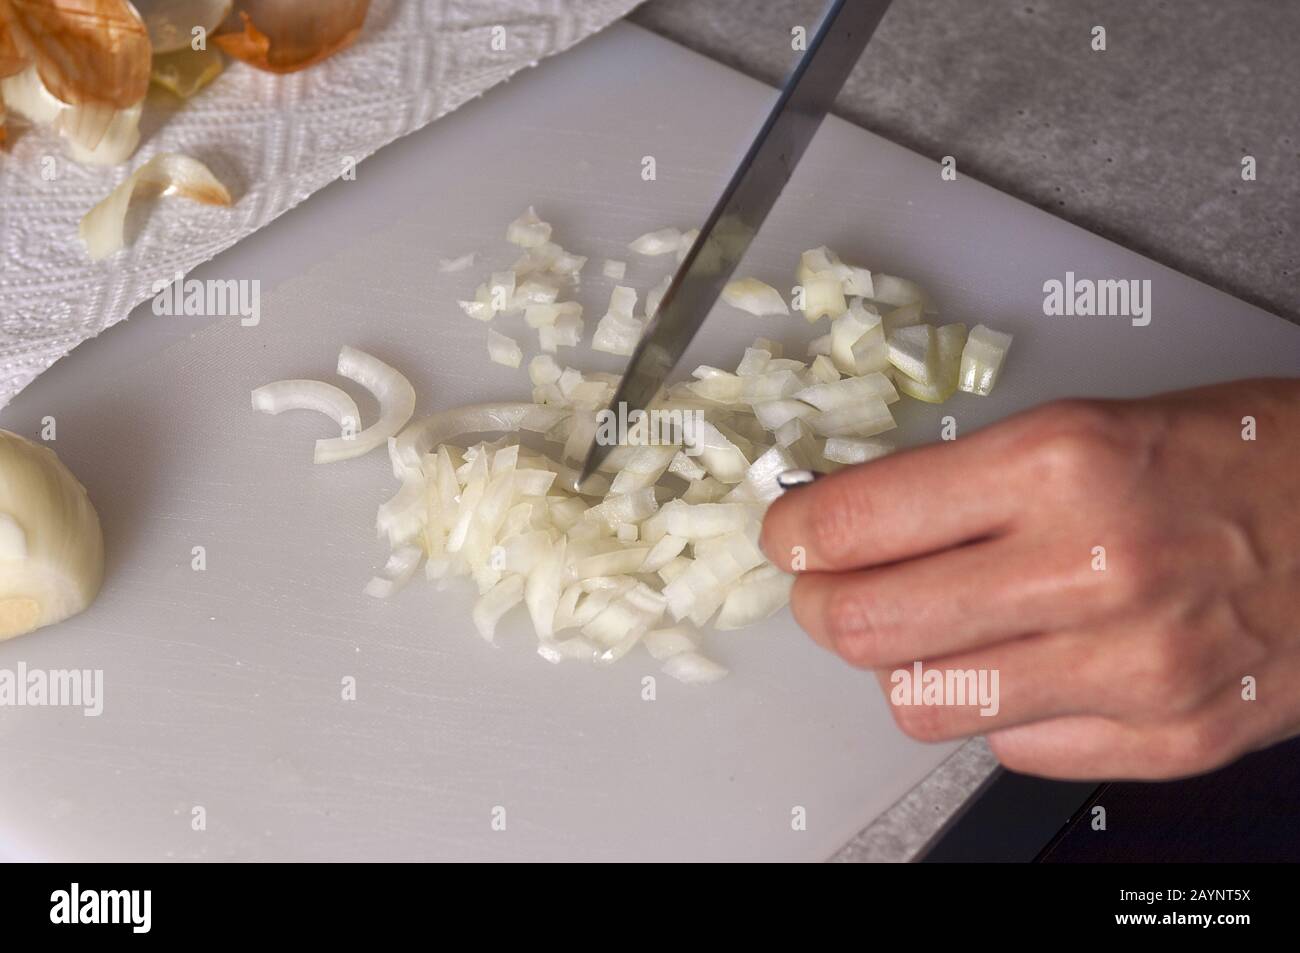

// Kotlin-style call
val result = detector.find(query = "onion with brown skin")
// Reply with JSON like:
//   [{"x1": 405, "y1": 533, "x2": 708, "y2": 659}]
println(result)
[
  {"x1": 0, "y1": 4, "x2": 27, "y2": 144},
  {"x1": 0, "y1": 0, "x2": 151, "y2": 156},
  {"x1": 3, "y1": 0, "x2": 151, "y2": 109},
  {"x1": 215, "y1": 0, "x2": 368, "y2": 73}
]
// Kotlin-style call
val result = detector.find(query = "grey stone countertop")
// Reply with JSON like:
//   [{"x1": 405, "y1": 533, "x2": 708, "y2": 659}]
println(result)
[
  {"x1": 632, "y1": 0, "x2": 1300, "y2": 326},
  {"x1": 629, "y1": 0, "x2": 1300, "y2": 861}
]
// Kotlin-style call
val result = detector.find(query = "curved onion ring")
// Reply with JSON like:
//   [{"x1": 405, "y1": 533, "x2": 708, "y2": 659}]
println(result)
[
  {"x1": 251, "y1": 379, "x2": 361, "y2": 461},
  {"x1": 393, "y1": 402, "x2": 570, "y2": 472},
  {"x1": 314, "y1": 347, "x2": 416, "y2": 464}
]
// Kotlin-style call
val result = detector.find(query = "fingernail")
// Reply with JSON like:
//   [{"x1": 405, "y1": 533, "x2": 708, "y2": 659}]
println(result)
[{"x1": 776, "y1": 469, "x2": 822, "y2": 491}]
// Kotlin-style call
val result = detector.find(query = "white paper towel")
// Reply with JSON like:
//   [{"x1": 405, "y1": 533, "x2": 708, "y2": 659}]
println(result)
[{"x1": 0, "y1": 0, "x2": 641, "y2": 408}]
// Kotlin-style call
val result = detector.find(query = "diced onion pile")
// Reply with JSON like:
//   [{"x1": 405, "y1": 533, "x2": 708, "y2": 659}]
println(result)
[{"x1": 254, "y1": 209, "x2": 1014, "y2": 684}]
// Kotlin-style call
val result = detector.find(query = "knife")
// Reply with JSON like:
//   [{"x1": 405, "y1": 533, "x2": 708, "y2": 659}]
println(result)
[{"x1": 577, "y1": 0, "x2": 894, "y2": 487}]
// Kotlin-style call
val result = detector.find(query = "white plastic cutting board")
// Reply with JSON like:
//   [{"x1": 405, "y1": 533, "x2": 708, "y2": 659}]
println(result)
[{"x1": 1, "y1": 24, "x2": 1297, "y2": 862}]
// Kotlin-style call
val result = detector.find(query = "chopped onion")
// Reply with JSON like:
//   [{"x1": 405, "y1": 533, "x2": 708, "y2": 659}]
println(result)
[
  {"x1": 870, "y1": 273, "x2": 928, "y2": 309},
  {"x1": 795, "y1": 372, "x2": 898, "y2": 410},
  {"x1": 664, "y1": 503, "x2": 751, "y2": 539},
  {"x1": 602, "y1": 259, "x2": 626, "y2": 280},
  {"x1": 830, "y1": 300, "x2": 888, "y2": 375},
  {"x1": 662, "y1": 651, "x2": 729, "y2": 684},
  {"x1": 629, "y1": 227, "x2": 682, "y2": 256},
  {"x1": 668, "y1": 451, "x2": 706, "y2": 481},
  {"x1": 736, "y1": 347, "x2": 771, "y2": 376},
  {"x1": 487, "y1": 329, "x2": 523, "y2": 368},
  {"x1": 458, "y1": 284, "x2": 496, "y2": 322},
  {"x1": 895, "y1": 323, "x2": 967, "y2": 403},
  {"x1": 722, "y1": 278, "x2": 789, "y2": 316},
  {"x1": 592, "y1": 285, "x2": 644, "y2": 355},
  {"x1": 524, "y1": 301, "x2": 581, "y2": 328},
  {"x1": 801, "y1": 275, "x2": 847, "y2": 322},
  {"x1": 715, "y1": 565, "x2": 792, "y2": 629},
  {"x1": 512, "y1": 276, "x2": 560, "y2": 309},
  {"x1": 252, "y1": 209, "x2": 1020, "y2": 687},
  {"x1": 506, "y1": 206, "x2": 552, "y2": 248},
  {"x1": 883, "y1": 302, "x2": 924, "y2": 335},
  {"x1": 643, "y1": 626, "x2": 698, "y2": 660},
  {"x1": 887, "y1": 324, "x2": 938, "y2": 385},
  {"x1": 753, "y1": 399, "x2": 815, "y2": 431},
  {"x1": 473, "y1": 575, "x2": 525, "y2": 641},
  {"x1": 538, "y1": 636, "x2": 597, "y2": 664},
  {"x1": 808, "y1": 397, "x2": 896, "y2": 438},
  {"x1": 439, "y1": 252, "x2": 476, "y2": 273},
  {"x1": 80, "y1": 153, "x2": 232, "y2": 260},
  {"x1": 959, "y1": 324, "x2": 1014, "y2": 396},
  {"x1": 364, "y1": 546, "x2": 422, "y2": 598},
  {"x1": 810, "y1": 354, "x2": 840, "y2": 384},
  {"x1": 727, "y1": 445, "x2": 799, "y2": 503},
  {"x1": 645, "y1": 274, "x2": 672, "y2": 318},
  {"x1": 823, "y1": 436, "x2": 895, "y2": 465}
]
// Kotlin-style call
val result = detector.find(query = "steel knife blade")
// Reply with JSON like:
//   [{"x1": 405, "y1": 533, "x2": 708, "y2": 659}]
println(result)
[{"x1": 577, "y1": 0, "x2": 894, "y2": 486}]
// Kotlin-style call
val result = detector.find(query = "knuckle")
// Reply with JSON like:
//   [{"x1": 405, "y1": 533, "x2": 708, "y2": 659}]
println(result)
[
  {"x1": 809, "y1": 477, "x2": 870, "y2": 563},
  {"x1": 1094, "y1": 535, "x2": 1167, "y2": 610},
  {"x1": 890, "y1": 698, "x2": 954, "y2": 742},
  {"x1": 1136, "y1": 627, "x2": 1193, "y2": 694},
  {"x1": 1160, "y1": 719, "x2": 1236, "y2": 777},
  {"x1": 1020, "y1": 400, "x2": 1134, "y2": 491},
  {"x1": 825, "y1": 589, "x2": 893, "y2": 667}
]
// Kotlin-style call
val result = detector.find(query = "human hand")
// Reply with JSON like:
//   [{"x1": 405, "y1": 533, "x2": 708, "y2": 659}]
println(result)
[{"x1": 760, "y1": 378, "x2": 1300, "y2": 779}]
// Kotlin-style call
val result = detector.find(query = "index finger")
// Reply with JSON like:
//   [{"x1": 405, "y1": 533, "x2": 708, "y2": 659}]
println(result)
[{"x1": 760, "y1": 420, "x2": 1026, "y2": 572}]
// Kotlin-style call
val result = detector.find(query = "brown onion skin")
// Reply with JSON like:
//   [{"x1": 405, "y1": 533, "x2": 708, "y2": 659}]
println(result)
[{"x1": 215, "y1": 0, "x2": 369, "y2": 73}]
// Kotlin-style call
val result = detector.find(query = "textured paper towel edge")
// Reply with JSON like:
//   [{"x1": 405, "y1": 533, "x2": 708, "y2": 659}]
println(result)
[{"x1": 0, "y1": 0, "x2": 643, "y2": 408}]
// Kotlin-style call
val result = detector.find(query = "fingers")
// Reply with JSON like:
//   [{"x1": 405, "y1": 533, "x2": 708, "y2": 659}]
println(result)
[
  {"x1": 871, "y1": 629, "x2": 1092, "y2": 740},
  {"x1": 857, "y1": 603, "x2": 1261, "y2": 743},
  {"x1": 984, "y1": 714, "x2": 1245, "y2": 781},
  {"x1": 760, "y1": 423, "x2": 1026, "y2": 573},
  {"x1": 981, "y1": 650, "x2": 1300, "y2": 780},
  {"x1": 870, "y1": 619, "x2": 1239, "y2": 741},
  {"x1": 788, "y1": 535, "x2": 1109, "y2": 666}
]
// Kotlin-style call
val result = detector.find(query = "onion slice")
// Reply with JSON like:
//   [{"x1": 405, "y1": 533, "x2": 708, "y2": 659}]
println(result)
[
  {"x1": 628, "y1": 227, "x2": 682, "y2": 255},
  {"x1": 364, "y1": 545, "x2": 422, "y2": 598},
  {"x1": 251, "y1": 379, "x2": 362, "y2": 460},
  {"x1": 722, "y1": 278, "x2": 789, "y2": 316},
  {"x1": 958, "y1": 324, "x2": 1014, "y2": 396},
  {"x1": 393, "y1": 402, "x2": 569, "y2": 471},
  {"x1": 313, "y1": 347, "x2": 416, "y2": 464},
  {"x1": 79, "y1": 152, "x2": 232, "y2": 260}
]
